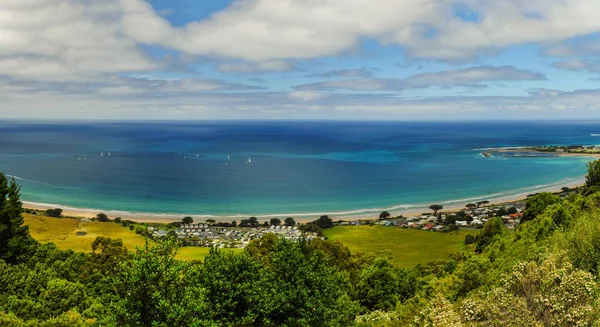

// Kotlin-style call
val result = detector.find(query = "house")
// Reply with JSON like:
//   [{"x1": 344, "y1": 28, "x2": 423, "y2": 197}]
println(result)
[
  {"x1": 509, "y1": 213, "x2": 523, "y2": 219},
  {"x1": 422, "y1": 223, "x2": 435, "y2": 231}
]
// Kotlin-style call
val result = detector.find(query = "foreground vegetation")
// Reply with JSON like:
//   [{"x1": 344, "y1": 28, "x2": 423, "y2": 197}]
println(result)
[
  {"x1": 3, "y1": 160, "x2": 600, "y2": 325},
  {"x1": 324, "y1": 226, "x2": 477, "y2": 268}
]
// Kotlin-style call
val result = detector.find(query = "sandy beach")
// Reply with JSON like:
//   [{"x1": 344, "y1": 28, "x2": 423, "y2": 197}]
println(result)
[{"x1": 22, "y1": 176, "x2": 584, "y2": 224}]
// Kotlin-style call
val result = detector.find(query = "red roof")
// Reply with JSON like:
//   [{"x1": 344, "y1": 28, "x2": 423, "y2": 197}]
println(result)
[{"x1": 509, "y1": 213, "x2": 523, "y2": 218}]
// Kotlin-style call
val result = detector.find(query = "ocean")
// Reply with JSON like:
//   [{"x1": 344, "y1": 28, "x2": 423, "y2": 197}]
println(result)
[{"x1": 0, "y1": 121, "x2": 597, "y2": 219}]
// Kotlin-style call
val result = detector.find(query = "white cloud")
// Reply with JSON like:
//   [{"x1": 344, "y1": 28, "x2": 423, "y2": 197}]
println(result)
[
  {"x1": 116, "y1": 0, "x2": 600, "y2": 62},
  {"x1": 288, "y1": 91, "x2": 329, "y2": 102},
  {"x1": 294, "y1": 66, "x2": 545, "y2": 91},
  {"x1": 401, "y1": 66, "x2": 545, "y2": 88},
  {"x1": 0, "y1": 0, "x2": 157, "y2": 81},
  {"x1": 308, "y1": 68, "x2": 375, "y2": 78},
  {"x1": 552, "y1": 59, "x2": 600, "y2": 72},
  {"x1": 5, "y1": 85, "x2": 600, "y2": 121},
  {"x1": 217, "y1": 60, "x2": 296, "y2": 74}
]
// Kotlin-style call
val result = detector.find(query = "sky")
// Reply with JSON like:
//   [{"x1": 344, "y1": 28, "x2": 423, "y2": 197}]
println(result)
[{"x1": 3, "y1": 0, "x2": 600, "y2": 120}]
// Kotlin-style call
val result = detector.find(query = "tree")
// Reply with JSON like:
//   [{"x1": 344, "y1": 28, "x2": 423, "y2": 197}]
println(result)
[
  {"x1": 429, "y1": 204, "x2": 443, "y2": 215},
  {"x1": 182, "y1": 216, "x2": 193, "y2": 224},
  {"x1": 507, "y1": 206, "x2": 518, "y2": 215},
  {"x1": 206, "y1": 219, "x2": 216, "y2": 224},
  {"x1": 466, "y1": 215, "x2": 474, "y2": 224},
  {"x1": 480, "y1": 200, "x2": 490, "y2": 207},
  {"x1": 464, "y1": 234, "x2": 475, "y2": 245},
  {"x1": 314, "y1": 215, "x2": 334, "y2": 229},
  {"x1": 96, "y1": 213, "x2": 109, "y2": 222},
  {"x1": 114, "y1": 217, "x2": 122, "y2": 223},
  {"x1": 466, "y1": 203, "x2": 477, "y2": 210},
  {"x1": 269, "y1": 218, "x2": 281, "y2": 226},
  {"x1": 259, "y1": 239, "x2": 358, "y2": 326},
  {"x1": 496, "y1": 207, "x2": 508, "y2": 217},
  {"x1": 284, "y1": 217, "x2": 295, "y2": 226},
  {"x1": 521, "y1": 192, "x2": 560, "y2": 224},
  {"x1": 0, "y1": 173, "x2": 36, "y2": 264},
  {"x1": 299, "y1": 223, "x2": 324, "y2": 237},
  {"x1": 379, "y1": 211, "x2": 391, "y2": 220},
  {"x1": 110, "y1": 239, "x2": 205, "y2": 326},
  {"x1": 45, "y1": 208, "x2": 63, "y2": 218},
  {"x1": 357, "y1": 257, "x2": 400, "y2": 310},
  {"x1": 561, "y1": 187, "x2": 571, "y2": 193},
  {"x1": 199, "y1": 249, "x2": 264, "y2": 324},
  {"x1": 232, "y1": 220, "x2": 237, "y2": 227},
  {"x1": 584, "y1": 159, "x2": 600, "y2": 195},
  {"x1": 476, "y1": 217, "x2": 505, "y2": 253}
]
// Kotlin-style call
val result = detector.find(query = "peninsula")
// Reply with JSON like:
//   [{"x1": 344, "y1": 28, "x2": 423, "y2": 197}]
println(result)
[{"x1": 484, "y1": 145, "x2": 600, "y2": 157}]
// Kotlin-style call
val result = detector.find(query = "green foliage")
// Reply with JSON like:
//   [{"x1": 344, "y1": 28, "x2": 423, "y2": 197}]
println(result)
[
  {"x1": 428, "y1": 204, "x2": 443, "y2": 215},
  {"x1": 110, "y1": 239, "x2": 205, "y2": 326},
  {"x1": 45, "y1": 208, "x2": 63, "y2": 218},
  {"x1": 314, "y1": 215, "x2": 335, "y2": 229},
  {"x1": 464, "y1": 234, "x2": 475, "y2": 245},
  {"x1": 521, "y1": 192, "x2": 560, "y2": 224},
  {"x1": 358, "y1": 258, "x2": 400, "y2": 310},
  {"x1": 181, "y1": 216, "x2": 193, "y2": 224},
  {"x1": 584, "y1": 159, "x2": 600, "y2": 195},
  {"x1": 379, "y1": 211, "x2": 391, "y2": 220},
  {"x1": 461, "y1": 254, "x2": 600, "y2": 326},
  {"x1": 507, "y1": 206, "x2": 518, "y2": 215},
  {"x1": 95, "y1": 213, "x2": 109, "y2": 222},
  {"x1": 198, "y1": 249, "x2": 263, "y2": 325},
  {"x1": 475, "y1": 217, "x2": 505, "y2": 253},
  {"x1": 284, "y1": 217, "x2": 295, "y2": 226},
  {"x1": 300, "y1": 222, "x2": 324, "y2": 236},
  {"x1": 357, "y1": 258, "x2": 418, "y2": 311},
  {"x1": 0, "y1": 173, "x2": 36, "y2": 264},
  {"x1": 495, "y1": 207, "x2": 507, "y2": 217},
  {"x1": 269, "y1": 217, "x2": 281, "y2": 226}
]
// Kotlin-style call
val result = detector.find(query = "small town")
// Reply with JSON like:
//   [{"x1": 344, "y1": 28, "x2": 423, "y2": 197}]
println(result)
[{"x1": 145, "y1": 199, "x2": 529, "y2": 249}]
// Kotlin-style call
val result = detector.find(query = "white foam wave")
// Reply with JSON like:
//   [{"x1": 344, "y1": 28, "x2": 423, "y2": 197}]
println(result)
[{"x1": 6, "y1": 175, "x2": 60, "y2": 188}]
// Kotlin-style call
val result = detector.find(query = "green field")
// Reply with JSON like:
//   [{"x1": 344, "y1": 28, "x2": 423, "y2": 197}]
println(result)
[
  {"x1": 324, "y1": 226, "x2": 477, "y2": 268},
  {"x1": 23, "y1": 214, "x2": 238, "y2": 261}
]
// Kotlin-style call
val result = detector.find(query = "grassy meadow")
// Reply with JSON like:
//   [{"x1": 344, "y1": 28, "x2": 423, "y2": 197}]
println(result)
[
  {"x1": 22, "y1": 213, "x2": 240, "y2": 261},
  {"x1": 324, "y1": 225, "x2": 478, "y2": 269}
]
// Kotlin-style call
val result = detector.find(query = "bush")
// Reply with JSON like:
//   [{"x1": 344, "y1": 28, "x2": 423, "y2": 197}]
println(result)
[{"x1": 45, "y1": 208, "x2": 63, "y2": 218}]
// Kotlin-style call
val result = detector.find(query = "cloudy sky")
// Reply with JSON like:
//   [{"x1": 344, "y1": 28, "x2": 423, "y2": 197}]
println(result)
[{"x1": 3, "y1": 0, "x2": 600, "y2": 120}]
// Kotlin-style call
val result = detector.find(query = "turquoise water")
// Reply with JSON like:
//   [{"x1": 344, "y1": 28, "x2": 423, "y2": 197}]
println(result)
[{"x1": 0, "y1": 121, "x2": 596, "y2": 218}]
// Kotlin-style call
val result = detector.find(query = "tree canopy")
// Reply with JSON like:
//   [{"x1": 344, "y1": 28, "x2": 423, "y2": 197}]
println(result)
[
  {"x1": 429, "y1": 204, "x2": 443, "y2": 215},
  {"x1": 284, "y1": 217, "x2": 295, "y2": 226}
]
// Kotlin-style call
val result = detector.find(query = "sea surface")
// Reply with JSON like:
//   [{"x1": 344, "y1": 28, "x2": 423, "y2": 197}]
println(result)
[{"x1": 0, "y1": 121, "x2": 598, "y2": 218}]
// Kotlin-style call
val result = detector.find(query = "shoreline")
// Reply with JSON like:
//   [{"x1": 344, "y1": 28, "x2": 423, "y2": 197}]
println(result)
[{"x1": 22, "y1": 176, "x2": 585, "y2": 223}]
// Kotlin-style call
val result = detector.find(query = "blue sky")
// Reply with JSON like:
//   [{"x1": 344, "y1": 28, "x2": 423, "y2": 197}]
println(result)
[{"x1": 2, "y1": 0, "x2": 600, "y2": 120}]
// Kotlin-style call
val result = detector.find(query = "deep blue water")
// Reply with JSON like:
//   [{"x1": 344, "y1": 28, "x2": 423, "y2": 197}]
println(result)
[{"x1": 0, "y1": 121, "x2": 597, "y2": 218}]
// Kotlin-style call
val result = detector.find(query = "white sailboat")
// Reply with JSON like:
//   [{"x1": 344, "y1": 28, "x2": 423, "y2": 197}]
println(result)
[
  {"x1": 247, "y1": 158, "x2": 252, "y2": 164},
  {"x1": 108, "y1": 152, "x2": 111, "y2": 157},
  {"x1": 101, "y1": 152, "x2": 103, "y2": 157}
]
